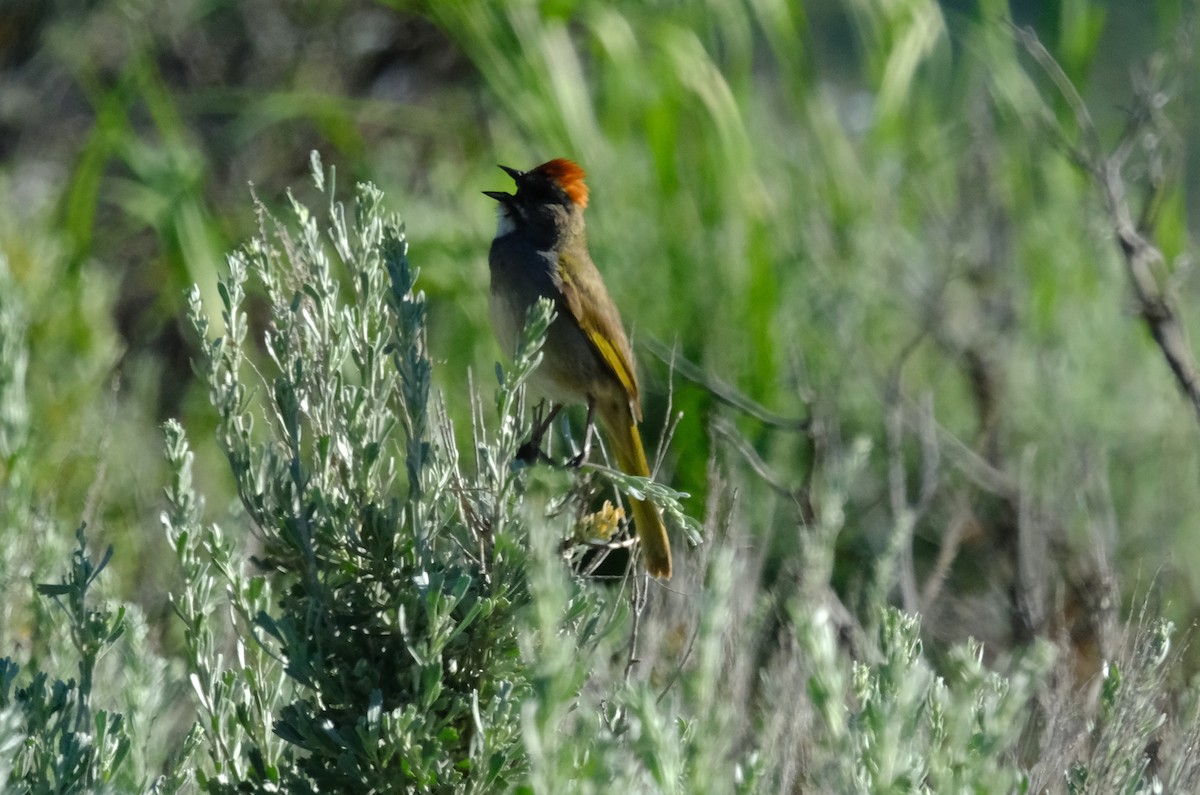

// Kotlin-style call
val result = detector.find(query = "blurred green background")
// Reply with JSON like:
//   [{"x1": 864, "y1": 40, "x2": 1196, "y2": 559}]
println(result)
[{"x1": 1, "y1": 0, "x2": 1198, "y2": 670}]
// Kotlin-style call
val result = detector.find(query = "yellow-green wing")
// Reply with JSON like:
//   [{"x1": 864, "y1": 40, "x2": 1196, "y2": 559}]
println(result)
[{"x1": 556, "y1": 250, "x2": 641, "y2": 409}]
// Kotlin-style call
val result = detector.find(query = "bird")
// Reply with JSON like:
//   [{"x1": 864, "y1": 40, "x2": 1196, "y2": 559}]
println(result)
[{"x1": 484, "y1": 158, "x2": 672, "y2": 579}]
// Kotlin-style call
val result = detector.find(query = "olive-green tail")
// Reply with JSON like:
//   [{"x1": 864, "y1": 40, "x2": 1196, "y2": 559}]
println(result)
[{"x1": 601, "y1": 406, "x2": 672, "y2": 579}]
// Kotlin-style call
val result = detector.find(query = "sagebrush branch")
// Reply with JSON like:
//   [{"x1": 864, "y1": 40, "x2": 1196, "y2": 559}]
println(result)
[
  {"x1": 1018, "y1": 24, "x2": 1200, "y2": 427},
  {"x1": 1100, "y1": 157, "x2": 1200, "y2": 424}
]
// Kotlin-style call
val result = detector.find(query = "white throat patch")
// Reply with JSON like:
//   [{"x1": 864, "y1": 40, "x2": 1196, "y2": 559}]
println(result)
[{"x1": 494, "y1": 206, "x2": 517, "y2": 238}]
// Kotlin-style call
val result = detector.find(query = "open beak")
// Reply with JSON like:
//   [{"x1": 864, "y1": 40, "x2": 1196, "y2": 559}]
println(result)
[{"x1": 484, "y1": 164, "x2": 524, "y2": 201}]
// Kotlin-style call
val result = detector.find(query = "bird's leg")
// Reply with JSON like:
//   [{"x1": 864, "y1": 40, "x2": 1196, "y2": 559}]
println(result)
[
  {"x1": 568, "y1": 400, "x2": 597, "y2": 468},
  {"x1": 517, "y1": 401, "x2": 563, "y2": 464},
  {"x1": 534, "y1": 402, "x2": 564, "y2": 441}
]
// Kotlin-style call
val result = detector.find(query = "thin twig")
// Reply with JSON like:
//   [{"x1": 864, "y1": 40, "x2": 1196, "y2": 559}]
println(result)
[
  {"x1": 643, "y1": 335, "x2": 810, "y2": 431},
  {"x1": 624, "y1": 574, "x2": 647, "y2": 682},
  {"x1": 651, "y1": 342, "x2": 679, "y2": 476},
  {"x1": 881, "y1": 330, "x2": 930, "y2": 612},
  {"x1": 711, "y1": 416, "x2": 801, "y2": 501},
  {"x1": 919, "y1": 495, "x2": 974, "y2": 612},
  {"x1": 656, "y1": 613, "x2": 700, "y2": 705},
  {"x1": 1013, "y1": 25, "x2": 1103, "y2": 167},
  {"x1": 933, "y1": 419, "x2": 1019, "y2": 498}
]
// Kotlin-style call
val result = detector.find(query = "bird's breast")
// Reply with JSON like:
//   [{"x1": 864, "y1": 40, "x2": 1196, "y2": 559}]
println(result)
[{"x1": 488, "y1": 284, "x2": 522, "y2": 363}]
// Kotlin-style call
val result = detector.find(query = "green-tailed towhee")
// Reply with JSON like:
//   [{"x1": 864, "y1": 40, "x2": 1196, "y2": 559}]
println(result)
[{"x1": 485, "y1": 158, "x2": 672, "y2": 580}]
